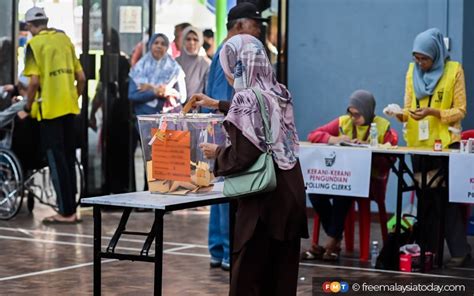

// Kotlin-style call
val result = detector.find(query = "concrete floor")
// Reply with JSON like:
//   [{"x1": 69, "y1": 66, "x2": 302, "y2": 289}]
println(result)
[{"x1": 0, "y1": 202, "x2": 474, "y2": 295}]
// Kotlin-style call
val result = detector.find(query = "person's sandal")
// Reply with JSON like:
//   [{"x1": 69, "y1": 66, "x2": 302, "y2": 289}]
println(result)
[
  {"x1": 445, "y1": 253, "x2": 471, "y2": 268},
  {"x1": 322, "y1": 246, "x2": 341, "y2": 262},
  {"x1": 300, "y1": 245, "x2": 326, "y2": 260}
]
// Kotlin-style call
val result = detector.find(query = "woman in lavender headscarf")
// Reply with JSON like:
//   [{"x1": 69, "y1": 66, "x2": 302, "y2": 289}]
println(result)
[{"x1": 192, "y1": 34, "x2": 308, "y2": 296}]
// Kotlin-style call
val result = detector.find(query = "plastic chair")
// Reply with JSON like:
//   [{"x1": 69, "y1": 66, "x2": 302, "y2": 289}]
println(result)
[
  {"x1": 311, "y1": 128, "x2": 398, "y2": 261},
  {"x1": 461, "y1": 129, "x2": 474, "y2": 140}
]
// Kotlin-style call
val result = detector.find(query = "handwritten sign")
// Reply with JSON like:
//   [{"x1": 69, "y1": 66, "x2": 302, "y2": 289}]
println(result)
[
  {"x1": 299, "y1": 145, "x2": 372, "y2": 197},
  {"x1": 449, "y1": 153, "x2": 474, "y2": 203},
  {"x1": 119, "y1": 6, "x2": 142, "y2": 33},
  {"x1": 151, "y1": 129, "x2": 191, "y2": 182}
]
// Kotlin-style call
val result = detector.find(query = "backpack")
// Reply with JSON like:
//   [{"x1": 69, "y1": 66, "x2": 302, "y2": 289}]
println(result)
[{"x1": 376, "y1": 214, "x2": 418, "y2": 270}]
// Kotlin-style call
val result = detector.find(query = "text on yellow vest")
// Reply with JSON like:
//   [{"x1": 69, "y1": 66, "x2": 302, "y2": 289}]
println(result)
[{"x1": 24, "y1": 29, "x2": 82, "y2": 120}]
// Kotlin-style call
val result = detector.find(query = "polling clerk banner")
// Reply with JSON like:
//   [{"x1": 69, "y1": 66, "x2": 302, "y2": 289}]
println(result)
[
  {"x1": 449, "y1": 153, "x2": 474, "y2": 203},
  {"x1": 299, "y1": 145, "x2": 372, "y2": 197}
]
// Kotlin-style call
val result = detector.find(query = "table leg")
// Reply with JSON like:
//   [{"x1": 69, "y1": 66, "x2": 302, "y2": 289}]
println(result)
[
  {"x1": 154, "y1": 210, "x2": 164, "y2": 296},
  {"x1": 395, "y1": 156, "x2": 404, "y2": 247},
  {"x1": 93, "y1": 206, "x2": 102, "y2": 296},
  {"x1": 437, "y1": 193, "x2": 447, "y2": 268},
  {"x1": 436, "y1": 162, "x2": 449, "y2": 268},
  {"x1": 419, "y1": 155, "x2": 427, "y2": 272}
]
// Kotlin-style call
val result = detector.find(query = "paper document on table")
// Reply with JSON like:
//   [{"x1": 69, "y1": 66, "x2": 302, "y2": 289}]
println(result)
[{"x1": 339, "y1": 142, "x2": 370, "y2": 148}]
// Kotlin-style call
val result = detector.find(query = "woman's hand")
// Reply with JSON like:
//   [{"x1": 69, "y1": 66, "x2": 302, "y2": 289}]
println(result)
[
  {"x1": 385, "y1": 110, "x2": 404, "y2": 121},
  {"x1": 190, "y1": 93, "x2": 219, "y2": 109},
  {"x1": 409, "y1": 107, "x2": 440, "y2": 120},
  {"x1": 328, "y1": 135, "x2": 351, "y2": 145},
  {"x1": 3, "y1": 84, "x2": 14, "y2": 92},
  {"x1": 164, "y1": 88, "x2": 179, "y2": 98},
  {"x1": 153, "y1": 85, "x2": 167, "y2": 97},
  {"x1": 89, "y1": 116, "x2": 98, "y2": 132},
  {"x1": 352, "y1": 138, "x2": 367, "y2": 144},
  {"x1": 17, "y1": 110, "x2": 29, "y2": 120},
  {"x1": 199, "y1": 143, "x2": 219, "y2": 159},
  {"x1": 138, "y1": 83, "x2": 154, "y2": 92}
]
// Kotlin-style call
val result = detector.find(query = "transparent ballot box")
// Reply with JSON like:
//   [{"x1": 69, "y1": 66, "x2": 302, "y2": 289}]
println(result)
[{"x1": 137, "y1": 113, "x2": 225, "y2": 194}]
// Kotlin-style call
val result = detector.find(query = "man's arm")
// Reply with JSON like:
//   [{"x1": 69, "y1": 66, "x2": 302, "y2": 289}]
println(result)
[
  {"x1": 25, "y1": 75, "x2": 40, "y2": 111},
  {"x1": 75, "y1": 70, "x2": 86, "y2": 98}
]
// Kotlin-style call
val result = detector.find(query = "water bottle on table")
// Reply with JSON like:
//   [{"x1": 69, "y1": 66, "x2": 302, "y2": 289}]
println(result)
[
  {"x1": 370, "y1": 240, "x2": 379, "y2": 268},
  {"x1": 369, "y1": 122, "x2": 378, "y2": 147}
]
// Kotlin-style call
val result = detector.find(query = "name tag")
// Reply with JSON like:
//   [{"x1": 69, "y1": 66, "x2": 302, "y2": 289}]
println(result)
[{"x1": 418, "y1": 120, "x2": 429, "y2": 141}]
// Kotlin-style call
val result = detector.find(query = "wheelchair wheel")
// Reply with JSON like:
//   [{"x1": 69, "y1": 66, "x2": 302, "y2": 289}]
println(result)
[{"x1": 0, "y1": 148, "x2": 23, "y2": 220}]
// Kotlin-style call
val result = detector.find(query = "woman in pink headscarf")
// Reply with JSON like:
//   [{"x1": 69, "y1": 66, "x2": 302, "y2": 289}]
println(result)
[{"x1": 192, "y1": 34, "x2": 308, "y2": 296}]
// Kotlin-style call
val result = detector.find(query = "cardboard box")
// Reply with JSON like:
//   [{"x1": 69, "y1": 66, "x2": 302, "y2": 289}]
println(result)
[{"x1": 399, "y1": 252, "x2": 434, "y2": 272}]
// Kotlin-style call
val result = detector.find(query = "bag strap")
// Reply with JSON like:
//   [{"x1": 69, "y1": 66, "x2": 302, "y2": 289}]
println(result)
[{"x1": 251, "y1": 88, "x2": 273, "y2": 152}]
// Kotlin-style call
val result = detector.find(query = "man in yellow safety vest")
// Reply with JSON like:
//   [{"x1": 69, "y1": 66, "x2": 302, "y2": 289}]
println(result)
[{"x1": 23, "y1": 6, "x2": 85, "y2": 224}]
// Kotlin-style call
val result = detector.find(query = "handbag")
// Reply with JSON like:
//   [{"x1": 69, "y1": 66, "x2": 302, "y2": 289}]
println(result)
[{"x1": 223, "y1": 88, "x2": 277, "y2": 198}]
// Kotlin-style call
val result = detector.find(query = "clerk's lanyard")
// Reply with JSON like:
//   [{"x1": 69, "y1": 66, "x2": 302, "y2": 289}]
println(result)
[
  {"x1": 415, "y1": 95, "x2": 433, "y2": 109},
  {"x1": 351, "y1": 122, "x2": 370, "y2": 141}
]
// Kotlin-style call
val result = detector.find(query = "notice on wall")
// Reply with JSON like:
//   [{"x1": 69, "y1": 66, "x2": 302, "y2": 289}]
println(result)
[
  {"x1": 151, "y1": 129, "x2": 191, "y2": 182},
  {"x1": 449, "y1": 153, "x2": 474, "y2": 203},
  {"x1": 119, "y1": 6, "x2": 142, "y2": 33},
  {"x1": 299, "y1": 145, "x2": 372, "y2": 197}
]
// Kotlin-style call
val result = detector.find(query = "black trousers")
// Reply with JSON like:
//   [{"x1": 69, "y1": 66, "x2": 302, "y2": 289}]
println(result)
[
  {"x1": 230, "y1": 221, "x2": 301, "y2": 296},
  {"x1": 413, "y1": 154, "x2": 471, "y2": 258},
  {"x1": 309, "y1": 194, "x2": 352, "y2": 241},
  {"x1": 40, "y1": 114, "x2": 77, "y2": 215}
]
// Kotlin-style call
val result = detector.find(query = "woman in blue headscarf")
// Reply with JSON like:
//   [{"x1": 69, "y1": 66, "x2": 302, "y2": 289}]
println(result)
[
  {"x1": 128, "y1": 33, "x2": 186, "y2": 115},
  {"x1": 389, "y1": 28, "x2": 470, "y2": 267},
  {"x1": 391, "y1": 28, "x2": 466, "y2": 147}
]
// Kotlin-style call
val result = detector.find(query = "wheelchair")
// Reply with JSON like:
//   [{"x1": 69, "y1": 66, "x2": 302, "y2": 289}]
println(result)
[{"x1": 0, "y1": 104, "x2": 84, "y2": 220}]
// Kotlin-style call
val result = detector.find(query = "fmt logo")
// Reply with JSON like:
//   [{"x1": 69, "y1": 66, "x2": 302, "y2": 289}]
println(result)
[{"x1": 322, "y1": 281, "x2": 349, "y2": 293}]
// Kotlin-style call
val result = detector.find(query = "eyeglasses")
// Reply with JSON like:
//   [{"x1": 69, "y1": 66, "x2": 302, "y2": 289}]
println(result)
[
  {"x1": 413, "y1": 55, "x2": 431, "y2": 64},
  {"x1": 348, "y1": 111, "x2": 362, "y2": 119}
]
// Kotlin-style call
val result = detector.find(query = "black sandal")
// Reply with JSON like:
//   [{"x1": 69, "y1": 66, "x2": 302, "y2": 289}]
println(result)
[
  {"x1": 300, "y1": 245, "x2": 326, "y2": 260},
  {"x1": 322, "y1": 251, "x2": 339, "y2": 261},
  {"x1": 322, "y1": 247, "x2": 341, "y2": 261}
]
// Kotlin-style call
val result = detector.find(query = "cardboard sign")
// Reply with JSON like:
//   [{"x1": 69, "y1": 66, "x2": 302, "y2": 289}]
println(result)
[
  {"x1": 449, "y1": 153, "x2": 474, "y2": 203},
  {"x1": 151, "y1": 129, "x2": 191, "y2": 182},
  {"x1": 299, "y1": 145, "x2": 372, "y2": 197}
]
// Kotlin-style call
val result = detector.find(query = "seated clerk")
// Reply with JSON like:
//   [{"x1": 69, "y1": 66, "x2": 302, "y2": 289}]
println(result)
[{"x1": 301, "y1": 89, "x2": 396, "y2": 261}]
